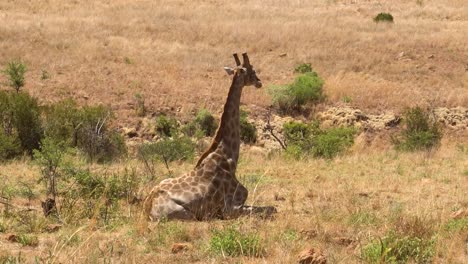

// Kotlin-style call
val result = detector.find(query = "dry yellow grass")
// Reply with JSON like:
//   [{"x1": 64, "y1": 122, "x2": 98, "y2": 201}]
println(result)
[
  {"x1": 0, "y1": 0, "x2": 467, "y2": 123},
  {"x1": 1, "y1": 140, "x2": 467, "y2": 263}
]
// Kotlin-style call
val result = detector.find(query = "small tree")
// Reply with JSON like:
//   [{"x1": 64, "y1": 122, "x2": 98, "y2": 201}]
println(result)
[
  {"x1": 33, "y1": 138, "x2": 66, "y2": 216},
  {"x1": 4, "y1": 60, "x2": 27, "y2": 93},
  {"x1": 138, "y1": 137, "x2": 195, "y2": 175}
]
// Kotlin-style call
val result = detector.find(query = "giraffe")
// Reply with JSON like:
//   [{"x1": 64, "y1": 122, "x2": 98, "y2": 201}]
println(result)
[{"x1": 144, "y1": 53, "x2": 275, "y2": 221}]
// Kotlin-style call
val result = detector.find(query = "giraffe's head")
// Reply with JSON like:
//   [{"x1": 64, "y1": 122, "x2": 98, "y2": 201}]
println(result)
[{"x1": 224, "y1": 53, "x2": 262, "y2": 88}]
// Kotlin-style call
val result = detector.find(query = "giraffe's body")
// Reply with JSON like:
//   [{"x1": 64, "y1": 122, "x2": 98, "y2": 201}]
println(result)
[{"x1": 144, "y1": 53, "x2": 271, "y2": 221}]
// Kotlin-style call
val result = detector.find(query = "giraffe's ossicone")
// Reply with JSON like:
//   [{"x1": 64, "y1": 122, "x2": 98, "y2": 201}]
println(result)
[{"x1": 143, "y1": 53, "x2": 276, "y2": 221}]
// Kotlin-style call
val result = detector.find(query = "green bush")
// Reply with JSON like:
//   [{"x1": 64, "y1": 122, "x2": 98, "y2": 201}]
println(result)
[
  {"x1": 156, "y1": 114, "x2": 179, "y2": 137},
  {"x1": 0, "y1": 129, "x2": 21, "y2": 160},
  {"x1": 182, "y1": 109, "x2": 218, "y2": 138},
  {"x1": 362, "y1": 231, "x2": 435, "y2": 263},
  {"x1": 290, "y1": 72, "x2": 324, "y2": 106},
  {"x1": 58, "y1": 164, "x2": 139, "y2": 225},
  {"x1": 313, "y1": 127, "x2": 356, "y2": 158},
  {"x1": 269, "y1": 71, "x2": 324, "y2": 113},
  {"x1": 0, "y1": 91, "x2": 42, "y2": 157},
  {"x1": 195, "y1": 109, "x2": 217, "y2": 137},
  {"x1": 393, "y1": 107, "x2": 442, "y2": 151},
  {"x1": 76, "y1": 105, "x2": 126, "y2": 163},
  {"x1": 3, "y1": 60, "x2": 26, "y2": 93},
  {"x1": 283, "y1": 121, "x2": 356, "y2": 159},
  {"x1": 209, "y1": 226, "x2": 264, "y2": 257},
  {"x1": 42, "y1": 99, "x2": 81, "y2": 146},
  {"x1": 283, "y1": 121, "x2": 318, "y2": 145},
  {"x1": 42, "y1": 100, "x2": 126, "y2": 162},
  {"x1": 374, "y1": 12, "x2": 394, "y2": 23},
  {"x1": 294, "y1": 63, "x2": 313, "y2": 74},
  {"x1": 11, "y1": 93, "x2": 42, "y2": 154},
  {"x1": 240, "y1": 110, "x2": 257, "y2": 144}
]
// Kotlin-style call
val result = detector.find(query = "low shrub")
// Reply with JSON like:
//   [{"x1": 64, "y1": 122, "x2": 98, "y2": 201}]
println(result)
[
  {"x1": 269, "y1": 71, "x2": 324, "y2": 113},
  {"x1": 393, "y1": 107, "x2": 442, "y2": 151},
  {"x1": 374, "y1": 12, "x2": 394, "y2": 23},
  {"x1": 11, "y1": 92, "x2": 43, "y2": 154},
  {"x1": 43, "y1": 100, "x2": 126, "y2": 162},
  {"x1": 195, "y1": 109, "x2": 217, "y2": 137},
  {"x1": 312, "y1": 127, "x2": 356, "y2": 159},
  {"x1": 294, "y1": 63, "x2": 313, "y2": 74},
  {"x1": 76, "y1": 105, "x2": 126, "y2": 163},
  {"x1": 59, "y1": 165, "x2": 139, "y2": 225},
  {"x1": 283, "y1": 121, "x2": 355, "y2": 159},
  {"x1": 182, "y1": 109, "x2": 218, "y2": 138},
  {"x1": 42, "y1": 99, "x2": 81, "y2": 146},
  {"x1": 240, "y1": 110, "x2": 257, "y2": 144},
  {"x1": 156, "y1": 114, "x2": 179, "y2": 137},
  {"x1": 0, "y1": 129, "x2": 21, "y2": 160},
  {"x1": 0, "y1": 91, "x2": 42, "y2": 157},
  {"x1": 209, "y1": 226, "x2": 264, "y2": 257}
]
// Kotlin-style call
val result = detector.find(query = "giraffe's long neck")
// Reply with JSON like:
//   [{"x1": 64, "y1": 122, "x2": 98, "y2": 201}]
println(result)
[{"x1": 195, "y1": 72, "x2": 244, "y2": 169}]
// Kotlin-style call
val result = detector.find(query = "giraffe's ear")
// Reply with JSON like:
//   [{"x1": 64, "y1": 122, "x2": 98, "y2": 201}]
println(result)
[{"x1": 223, "y1": 67, "x2": 234, "y2": 75}]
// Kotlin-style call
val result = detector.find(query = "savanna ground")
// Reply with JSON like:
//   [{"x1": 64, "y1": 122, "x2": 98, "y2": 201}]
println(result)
[{"x1": 0, "y1": 0, "x2": 467, "y2": 263}]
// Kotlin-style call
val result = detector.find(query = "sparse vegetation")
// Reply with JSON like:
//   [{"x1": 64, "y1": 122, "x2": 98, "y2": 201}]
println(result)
[
  {"x1": 362, "y1": 231, "x2": 435, "y2": 263},
  {"x1": 17, "y1": 234, "x2": 39, "y2": 247},
  {"x1": 393, "y1": 107, "x2": 442, "y2": 151},
  {"x1": 209, "y1": 225, "x2": 264, "y2": 257},
  {"x1": 40, "y1": 69, "x2": 50, "y2": 80},
  {"x1": 134, "y1": 93, "x2": 146, "y2": 117},
  {"x1": 294, "y1": 63, "x2": 313, "y2": 74},
  {"x1": 444, "y1": 218, "x2": 468, "y2": 233}
]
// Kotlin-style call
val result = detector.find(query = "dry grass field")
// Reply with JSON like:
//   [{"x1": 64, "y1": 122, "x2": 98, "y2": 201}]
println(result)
[
  {"x1": 1, "y1": 142, "x2": 467, "y2": 263},
  {"x1": 0, "y1": 0, "x2": 467, "y2": 263},
  {"x1": 1, "y1": 0, "x2": 467, "y2": 120}
]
